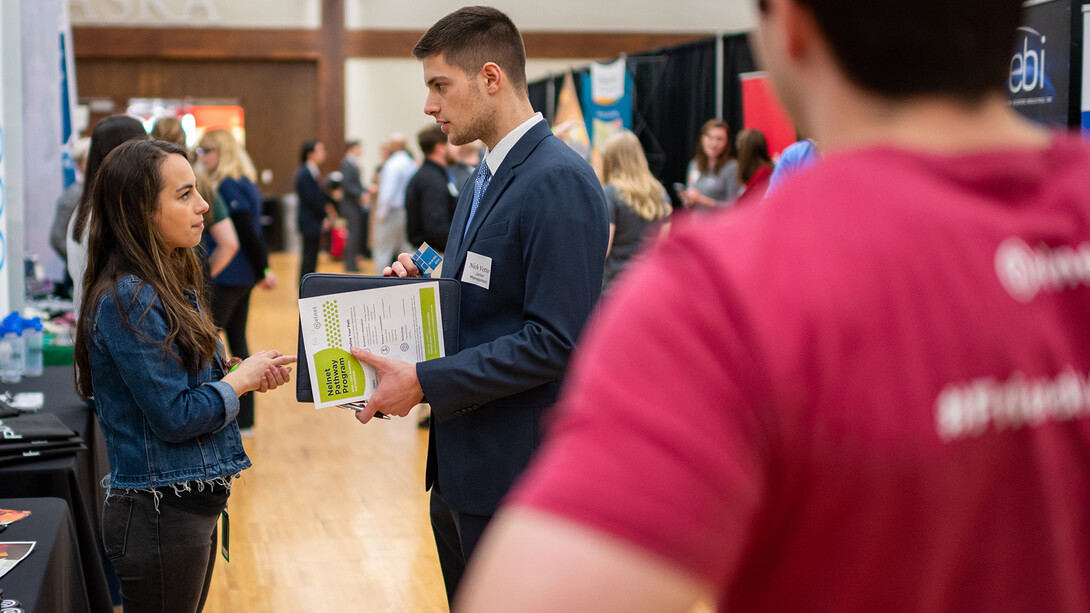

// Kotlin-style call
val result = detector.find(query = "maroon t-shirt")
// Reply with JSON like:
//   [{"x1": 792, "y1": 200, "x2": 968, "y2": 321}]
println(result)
[{"x1": 513, "y1": 136, "x2": 1090, "y2": 612}]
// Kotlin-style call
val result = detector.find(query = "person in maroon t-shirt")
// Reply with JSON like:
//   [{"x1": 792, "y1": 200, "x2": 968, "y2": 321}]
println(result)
[{"x1": 455, "y1": 0, "x2": 1090, "y2": 612}]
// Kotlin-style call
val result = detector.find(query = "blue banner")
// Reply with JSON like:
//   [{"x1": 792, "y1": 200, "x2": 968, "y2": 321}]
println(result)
[
  {"x1": 59, "y1": 28, "x2": 76, "y2": 187},
  {"x1": 581, "y1": 59, "x2": 633, "y2": 154}
]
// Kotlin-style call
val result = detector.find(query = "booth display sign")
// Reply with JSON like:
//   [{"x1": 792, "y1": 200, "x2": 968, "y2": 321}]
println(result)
[
  {"x1": 1009, "y1": 0, "x2": 1072, "y2": 126},
  {"x1": 582, "y1": 59, "x2": 633, "y2": 155},
  {"x1": 740, "y1": 72, "x2": 796, "y2": 159},
  {"x1": 1083, "y1": 4, "x2": 1090, "y2": 133},
  {"x1": 0, "y1": 1, "x2": 10, "y2": 314},
  {"x1": 553, "y1": 71, "x2": 592, "y2": 161}
]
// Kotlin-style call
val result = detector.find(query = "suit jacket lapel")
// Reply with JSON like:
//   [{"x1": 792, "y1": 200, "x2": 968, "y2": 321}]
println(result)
[
  {"x1": 446, "y1": 121, "x2": 552, "y2": 276},
  {"x1": 443, "y1": 174, "x2": 474, "y2": 268}
]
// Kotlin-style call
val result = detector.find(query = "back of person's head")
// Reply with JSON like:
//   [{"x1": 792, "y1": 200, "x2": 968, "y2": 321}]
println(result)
[
  {"x1": 200, "y1": 128, "x2": 257, "y2": 185},
  {"x1": 151, "y1": 116, "x2": 187, "y2": 147},
  {"x1": 413, "y1": 5, "x2": 527, "y2": 92},
  {"x1": 601, "y1": 130, "x2": 669, "y2": 221},
  {"x1": 735, "y1": 129, "x2": 774, "y2": 184},
  {"x1": 417, "y1": 125, "x2": 448, "y2": 157},
  {"x1": 769, "y1": 0, "x2": 1023, "y2": 101},
  {"x1": 694, "y1": 118, "x2": 732, "y2": 174},
  {"x1": 300, "y1": 139, "x2": 319, "y2": 164},
  {"x1": 75, "y1": 139, "x2": 218, "y2": 399},
  {"x1": 387, "y1": 134, "x2": 409, "y2": 155},
  {"x1": 74, "y1": 115, "x2": 150, "y2": 243}
]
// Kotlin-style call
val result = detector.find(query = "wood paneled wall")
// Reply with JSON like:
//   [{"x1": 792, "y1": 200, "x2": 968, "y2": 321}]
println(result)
[
  {"x1": 72, "y1": 0, "x2": 711, "y2": 197},
  {"x1": 76, "y1": 59, "x2": 319, "y2": 197}
]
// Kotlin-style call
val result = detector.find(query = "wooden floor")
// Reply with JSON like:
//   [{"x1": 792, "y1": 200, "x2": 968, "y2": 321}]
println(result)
[
  {"x1": 204, "y1": 251, "x2": 447, "y2": 612},
  {"x1": 203, "y1": 251, "x2": 714, "y2": 613}
]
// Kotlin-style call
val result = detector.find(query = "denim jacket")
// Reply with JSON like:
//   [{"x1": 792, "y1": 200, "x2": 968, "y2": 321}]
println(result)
[{"x1": 90, "y1": 275, "x2": 250, "y2": 491}]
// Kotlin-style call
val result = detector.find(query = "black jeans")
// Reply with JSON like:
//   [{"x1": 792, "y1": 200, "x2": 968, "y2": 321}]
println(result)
[{"x1": 102, "y1": 491, "x2": 223, "y2": 613}]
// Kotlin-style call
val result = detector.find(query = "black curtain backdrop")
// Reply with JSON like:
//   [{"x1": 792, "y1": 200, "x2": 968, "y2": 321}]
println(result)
[
  {"x1": 528, "y1": 32, "x2": 758, "y2": 207},
  {"x1": 651, "y1": 38, "x2": 719, "y2": 204},
  {"x1": 722, "y1": 34, "x2": 759, "y2": 155}
]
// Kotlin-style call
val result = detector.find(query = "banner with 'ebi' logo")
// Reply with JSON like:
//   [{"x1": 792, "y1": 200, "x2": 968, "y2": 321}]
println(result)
[{"x1": 1009, "y1": 0, "x2": 1072, "y2": 127}]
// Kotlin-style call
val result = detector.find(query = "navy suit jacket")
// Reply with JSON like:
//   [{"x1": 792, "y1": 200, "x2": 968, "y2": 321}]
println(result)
[
  {"x1": 295, "y1": 164, "x2": 328, "y2": 238},
  {"x1": 416, "y1": 120, "x2": 608, "y2": 515}
]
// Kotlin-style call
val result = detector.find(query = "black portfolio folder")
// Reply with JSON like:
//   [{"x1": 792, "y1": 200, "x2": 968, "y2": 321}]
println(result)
[{"x1": 295, "y1": 273, "x2": 461, "y2": 403}]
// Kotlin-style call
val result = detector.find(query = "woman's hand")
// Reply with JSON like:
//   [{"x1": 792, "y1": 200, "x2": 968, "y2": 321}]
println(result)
[
  {"x1": 680, "y1": 188, "x2": 715, "y2": 209},
  {"x1": 222, "y1": 350, "x2": 297, "y2": 396}
]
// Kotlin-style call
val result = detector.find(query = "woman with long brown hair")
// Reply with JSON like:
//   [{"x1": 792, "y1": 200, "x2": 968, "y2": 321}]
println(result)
[
  {"x1": 678, "y1": 118, "x2": 739, "y2": 208},
  {"x1": 735, "y1": 128, "x2": 776, "y2": 201},
  {"x1": 151, "y1": 116, "x2": 240, "y2": 279},
  {"x1": 74, "y1": 139, "x2": 295, "y2": 612}
]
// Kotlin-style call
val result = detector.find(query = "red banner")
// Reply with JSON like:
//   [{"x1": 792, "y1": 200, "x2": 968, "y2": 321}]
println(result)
[{"x1": 740, "y1": 72, "x2": 796, "y2": 159}]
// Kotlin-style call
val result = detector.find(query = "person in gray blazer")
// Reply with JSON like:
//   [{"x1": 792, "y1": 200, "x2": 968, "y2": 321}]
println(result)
[
  {"x1": 337, "y1": 140, "x2": 369, "y2": 271},
  {"x1": 348, "y1": 5, "x2": 608, "y2": 604}
]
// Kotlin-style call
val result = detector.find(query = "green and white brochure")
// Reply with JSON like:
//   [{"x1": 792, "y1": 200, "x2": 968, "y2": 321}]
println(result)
[{"x1": 299, "y1": 282, "x2": 445, "y2": 409}]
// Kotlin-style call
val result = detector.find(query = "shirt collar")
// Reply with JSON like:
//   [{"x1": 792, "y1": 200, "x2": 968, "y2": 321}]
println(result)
[
  {"x1": 306, "y1": 161, "x2": 320, "y2": 178},
  {"x1": 482, "y1": 112, "x2": 544, "y2": 178}
]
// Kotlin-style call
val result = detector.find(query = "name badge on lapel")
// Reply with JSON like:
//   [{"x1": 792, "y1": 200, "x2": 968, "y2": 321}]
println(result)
[{"x1": 461, "y1": 251, "x2": 492, "y2": 290}]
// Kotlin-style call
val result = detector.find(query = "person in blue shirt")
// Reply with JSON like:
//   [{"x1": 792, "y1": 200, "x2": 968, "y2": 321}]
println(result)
[
  {"x1": 74, "y1": 139, "x2": 295, "y2": 613},
  {"x1": 765, "y1": 137, "x2": 819, "y2": 196}
]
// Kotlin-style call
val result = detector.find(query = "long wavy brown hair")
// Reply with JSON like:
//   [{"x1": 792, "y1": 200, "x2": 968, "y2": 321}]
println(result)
[
  {"x1": 735, "y1": 129, "x2": 774, "y2": 184},
  {"x1": 75, "y1": 140, "x2": 219, "y2": 399}
]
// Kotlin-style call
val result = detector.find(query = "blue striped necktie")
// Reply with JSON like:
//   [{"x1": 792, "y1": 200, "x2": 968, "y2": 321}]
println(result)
[{"x1": 464, "y1": 163, "x2": 492, "y2": 238}]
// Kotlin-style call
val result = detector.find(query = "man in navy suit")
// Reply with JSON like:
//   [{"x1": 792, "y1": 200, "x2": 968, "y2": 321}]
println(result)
[
  {"x1": 295, "y1": 139, "x2": 338, "y2": 282},
  {"x1": 349, "y1": 5, "x2": 608, "y2": 603}
]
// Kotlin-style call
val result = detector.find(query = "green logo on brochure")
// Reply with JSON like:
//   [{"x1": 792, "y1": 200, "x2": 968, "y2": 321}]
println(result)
[{"x1": 315, "y1": 348, "x2": 365, "y2": 402}]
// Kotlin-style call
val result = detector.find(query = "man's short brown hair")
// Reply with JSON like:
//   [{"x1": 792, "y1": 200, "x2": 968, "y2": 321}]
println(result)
[
  {"x1": 769, "y1": 0, "x2": 1024, "y2": 101},
  {"x1": 413, "y1": 6, "x2": 527, "y2": 92}
]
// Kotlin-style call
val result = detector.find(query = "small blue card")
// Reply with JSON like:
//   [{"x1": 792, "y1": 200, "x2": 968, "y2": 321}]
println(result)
[{"x1": 412, "y1": 242, "x2": 444, "y2": 277}]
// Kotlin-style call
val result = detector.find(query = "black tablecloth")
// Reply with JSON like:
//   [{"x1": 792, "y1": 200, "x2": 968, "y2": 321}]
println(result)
[
  {"x1": 0, "y1": 497, "x2": 90, "y2": 613},
  {"x1": 0, "y1": 367, "x2": 113, "y2": 612}
]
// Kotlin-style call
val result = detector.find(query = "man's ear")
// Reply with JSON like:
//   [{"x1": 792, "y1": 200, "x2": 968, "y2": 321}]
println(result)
[
  {"x1": 480, "y1": 62, "x2": 503, "y2": 93},
  {"x1": 778, "y1": 0, "x2": 820, "y2": 62}
]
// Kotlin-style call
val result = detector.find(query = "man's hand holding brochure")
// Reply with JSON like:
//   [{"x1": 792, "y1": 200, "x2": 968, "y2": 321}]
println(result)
[{"x1": 298, "y1": 281, "x2": 445, "y2": 415}]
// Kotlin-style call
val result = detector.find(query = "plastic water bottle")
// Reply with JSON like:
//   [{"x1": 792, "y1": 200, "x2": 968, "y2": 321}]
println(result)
[
  {"x1": 22, "y1": 317, "x2": 43, "y2": 377},
  {"x1": 0, "y1": 321, "x2": 24, "y2": 384}
]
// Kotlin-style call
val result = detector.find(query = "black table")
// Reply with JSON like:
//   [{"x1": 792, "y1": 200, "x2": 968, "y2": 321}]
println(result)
[
  {"x1": 0, "y1": 497, "x2": 91, "y2": 612},
  {"x1": 0, "y1": 367, "x2": 113, "y2": 612}
]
